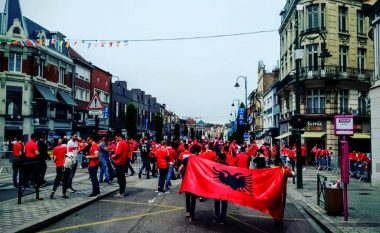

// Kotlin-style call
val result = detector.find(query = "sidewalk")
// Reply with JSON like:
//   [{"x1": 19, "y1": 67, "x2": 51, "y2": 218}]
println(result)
[
  {"x1": 0, "y1": 176, "x2": 119, "y2": 233},
  {"x1": 287, "y1": 166, "x2": 380, "y2": 233}
]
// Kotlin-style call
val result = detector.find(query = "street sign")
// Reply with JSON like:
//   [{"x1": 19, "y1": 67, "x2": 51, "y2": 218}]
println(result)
[
  {"x1": 102, "y1": 106, "x2": 109, "y2": 119},
  {"x1": 87, "y1": 94, "x2": 104, "y2": 110},
  {"x1": 237, "y1": 108, "x2": 246, "y2": 125},
  {"x1": 334, "y1": 115, "x2": 354, "y2": 136},
  {"x1": 244, "y1": 133, "x2": 250, "y2": 140},
  {"x1": 89, "y1": 110, "x2": 103, "y2": 115}
]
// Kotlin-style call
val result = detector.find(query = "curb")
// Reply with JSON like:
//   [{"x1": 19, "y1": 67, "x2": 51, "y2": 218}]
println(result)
[{"x1": 13, "y1": 187, "x2": 119, "y2": 233}]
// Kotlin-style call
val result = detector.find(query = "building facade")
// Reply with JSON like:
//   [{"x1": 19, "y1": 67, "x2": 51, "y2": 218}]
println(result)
[
  {"x1": 0, "y1": 0, "x2": 76, "y2": 147},
  {"x1": 364, "y1": 0, "x2": 380, "y2": 187},
  {"x1": 278, "y1": 0, "x2": 374, "y2": 164}
]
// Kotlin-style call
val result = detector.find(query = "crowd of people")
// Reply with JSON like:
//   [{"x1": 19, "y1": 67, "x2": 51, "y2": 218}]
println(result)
[{"x1": 4, "y1": 132, "x2": 373, "y2": 227}]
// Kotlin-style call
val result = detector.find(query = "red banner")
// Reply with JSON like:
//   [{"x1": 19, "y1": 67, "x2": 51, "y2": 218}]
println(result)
[{"x1": 179, "y1": 156, "x2": 287, "y2": 220}]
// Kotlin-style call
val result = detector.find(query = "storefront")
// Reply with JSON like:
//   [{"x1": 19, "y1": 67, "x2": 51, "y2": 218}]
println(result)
[{"x1": 302, "y1": 120, "x2": 327, "y2": 165}]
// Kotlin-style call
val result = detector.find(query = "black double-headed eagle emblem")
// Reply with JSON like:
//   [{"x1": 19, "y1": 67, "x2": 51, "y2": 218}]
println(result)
[{"x1": 212, "y1": 167, "x2": 253, "y2": 194}]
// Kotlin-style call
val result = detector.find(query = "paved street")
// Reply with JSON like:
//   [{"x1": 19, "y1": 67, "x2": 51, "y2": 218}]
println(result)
[{"x1": 40, "y1": 179, "x2": 321, "y2": 233}]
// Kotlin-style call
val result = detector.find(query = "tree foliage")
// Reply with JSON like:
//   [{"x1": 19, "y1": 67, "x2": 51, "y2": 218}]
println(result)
[
  {"x1": 125, "y1": 104, "x2": 137, "y2": 139},
  {"x1": 155, "y1": 113, "x2": 164, "y2": 142}
]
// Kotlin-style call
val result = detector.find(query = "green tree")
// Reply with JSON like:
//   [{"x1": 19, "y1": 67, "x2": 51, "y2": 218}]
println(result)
[
  {"x1": 184, "y1": 125, "x2": 189, "y2": 138},
  {"x1": 125, "y1": 104, "x2": 137, "y2": 139},
  {"x1": 174, "y1": 123, "x2": 180, "y2": 141},
  {"x1": 190, "y1": 127, "x2": 195, "y2": 140},
  {"x1": 155, "y1": 113, "x2": 164, "y2": 142}
]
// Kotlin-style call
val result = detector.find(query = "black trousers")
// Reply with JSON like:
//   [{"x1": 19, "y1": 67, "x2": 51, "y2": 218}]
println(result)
[
  {"x1": 214, "y1": 199, "x2": 227, "y2": 222},
  {"x1": 52, "y1": 167, "x2": 70, "y2": 195},
  {"x1": 68, "y1": 162, "x2": 78, "y2": 189},
  {"x1": 158, "y1": 168, "x2": 168, "y2": 192},
  {"x1": 115, "y1": 165, "x2": 127, "y2": 194},
  {"x1": 38, "y1": 159, "x2": 47, "y2": 185},
  {"x1": 125, "y1": 160, "x2": 135, "y2": 174},
  {"x1": 186, "y1": 192, "x2": 197, "y2": 217},
  {"x1": 23, "y1": 158, "x2": 39, "y2": 187}
]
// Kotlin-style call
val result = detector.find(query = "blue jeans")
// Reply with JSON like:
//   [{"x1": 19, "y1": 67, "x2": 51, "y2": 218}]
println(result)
[
  {"x1": 88, "y1": 166, "x2": 100, "y2": 195},
  {"x1": 99, "y1": 156, "x2": 110, "y2": 183},
  {"x1": 165, "y1": 163, "x2": 174, "y2": 188}
]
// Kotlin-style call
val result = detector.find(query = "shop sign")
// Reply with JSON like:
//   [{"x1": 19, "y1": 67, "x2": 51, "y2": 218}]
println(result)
[
  {"x1": 306, "y1": 120, "x2": 325, "y2": 132},
  {"x1": 334, "y1": 115, "x2": 353, "y2": 136}
]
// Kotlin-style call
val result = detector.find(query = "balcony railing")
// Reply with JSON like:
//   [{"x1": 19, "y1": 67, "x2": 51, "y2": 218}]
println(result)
[
  {"x1": 299, "y1": 65, "x2": 373, "y2": 81},
  {"x1": 305, "y1": 108, "x2": 325, "y2": 114}
]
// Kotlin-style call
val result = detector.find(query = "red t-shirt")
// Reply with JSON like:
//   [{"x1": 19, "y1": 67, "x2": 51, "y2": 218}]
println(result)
[
  {"x1": 167, "y1": 147, "x2": 176, "y2": 163},
  {"x1": 226, "y1": 152, "x2": 237, "y2": 166},
  {"x1": 236, "y1": 152, "x2": 249, "y2": 168},
  {"x1": 13, "y1": 142, "x2": 22, "y2": 157},
  {"x1": 199, "y1": 150, "x2": 217, "y2": 162},
  {"x1": 288, "y1": 149, "x2": 296, "y2": 159},
  {"x1": 281, "y1": 147, "x2": 288, "y2": 156},
  {"x1": 25, "y1": 140, "x2": 38, "y2": 158},
  {"x1": 301, "y1": 145, "x2": 306, "y2": 157},
  {"x1": 89, "y1": 143, "x2": 99, "y2": 167},
  {"x1": 247, "y1": 144, "x2": 258, "y2": 157},
  {"x1": 113, "y1": 140, "x2": 128, "y2": 165},
  {"x1": 155, "y1": 147, "x2": 169, "y2": 169},
  {"x1": 179, "y1": 150, "x2": 191, "y2": 161},
  {"x1": 53, "y1": 144, "x2": 66, "y2": 167}
]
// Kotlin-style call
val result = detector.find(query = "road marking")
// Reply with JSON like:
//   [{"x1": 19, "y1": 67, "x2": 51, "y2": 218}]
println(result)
[
  {"x1": 39, "y1": 207, "x2": 184, "y2": 233},
  {"x1": 229, "y1": 213, "x2": 306, "y2": 221},
  {"x1": 100, "y1": 199, "x2": 183, "y2": 209},
  {"x1": 227, "y1": 214, "x2": 268, "y2": 233}
]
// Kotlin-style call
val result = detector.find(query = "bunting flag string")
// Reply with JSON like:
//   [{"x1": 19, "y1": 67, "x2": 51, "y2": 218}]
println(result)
[
  {"x1": 0, "y1": 29, "x2": 277, "y2": 49},
  {"x1": 0, "y1": 38, "x2": 130, "y2": 50}
]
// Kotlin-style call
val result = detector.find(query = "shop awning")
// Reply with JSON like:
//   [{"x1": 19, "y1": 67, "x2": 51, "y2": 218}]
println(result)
[
  {"x1": 302, "y1": 132, "x2": 326, "y2": 138},
  {"x1": 274, "y1": 132, "x2": 292, "y2": 139},
  {"x1": 351, "y1": 133, "x2": 371, "y2": 139},
  {"x1": 57, "y1": 91, "x2": 78, "y2": 106},
  {"x1": 35, "y1": 85, "x2": 59, "y2": 103}
]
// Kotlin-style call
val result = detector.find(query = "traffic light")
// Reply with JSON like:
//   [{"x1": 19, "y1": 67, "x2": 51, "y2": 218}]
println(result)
[{"x1": 290, "y1": 115, "x2": 307, "y2": 129}]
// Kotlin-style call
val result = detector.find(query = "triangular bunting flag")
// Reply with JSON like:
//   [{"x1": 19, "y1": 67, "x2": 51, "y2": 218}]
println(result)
[
  {"x1": 88, "y1": 42, "x2": 91, "y2": 49},
  {"x1": 124, "y1": 40, "x2": 128, "y2": 46},
  {"x1": 109, "y1": 42, "x2": 113, "y2": 47}
]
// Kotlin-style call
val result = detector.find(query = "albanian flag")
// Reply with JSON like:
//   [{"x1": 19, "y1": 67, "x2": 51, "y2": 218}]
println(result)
[{"x1": 179, "y1": 156, "x2": 287, "y2": 220}]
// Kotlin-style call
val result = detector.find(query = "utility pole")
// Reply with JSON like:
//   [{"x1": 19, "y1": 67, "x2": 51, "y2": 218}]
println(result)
[{"x1": 294, "y1": 4, "x2": 303, "y2": 189}]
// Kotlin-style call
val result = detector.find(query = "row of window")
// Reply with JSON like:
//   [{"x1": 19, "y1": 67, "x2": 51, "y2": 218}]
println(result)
[
  {"x1": 299, "y1": 89, "x2": 368, "y2": 114},
  {"x1": 305, "y1": 4, "x2": 365, "y2": 34},
  {"x1": 9, "y1": 52, "x2": 67, "y2": 84}
]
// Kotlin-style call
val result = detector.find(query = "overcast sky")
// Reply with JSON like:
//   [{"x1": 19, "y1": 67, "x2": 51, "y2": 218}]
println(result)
[{"x1": 8, "y1": 0, "x2": 284, "y2": 124}]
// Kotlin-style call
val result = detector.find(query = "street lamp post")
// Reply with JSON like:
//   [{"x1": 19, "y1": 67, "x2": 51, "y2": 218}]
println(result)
[
  {"x1": 231, "y1": 99, "x2": 241, "y2": 107},
  {"x1": 235, "y1": 76, "x2": 248, "y2": 132},
  {"x1": 234, "y1": 76, "x2": 248, "y2": 110}
]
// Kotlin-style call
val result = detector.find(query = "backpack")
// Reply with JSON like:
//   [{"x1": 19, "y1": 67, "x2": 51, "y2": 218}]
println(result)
[{"x1": 64, "y1": 146, "x2": 76, "y2": 169}]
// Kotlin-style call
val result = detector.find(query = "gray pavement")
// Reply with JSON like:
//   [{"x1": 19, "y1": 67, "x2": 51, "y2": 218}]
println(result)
[
  {"x1": 2, "y1": 159, "x2": 379, "y2": 233},
  {"x1": 286, "y1": 166, "x2": 380, "y2": 233},
  {"x1": 40, "y1": 177, "x2": 322, "y2": 233}
]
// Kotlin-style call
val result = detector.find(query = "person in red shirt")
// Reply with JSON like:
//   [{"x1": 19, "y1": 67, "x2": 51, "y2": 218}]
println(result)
[
  {"x1": 165, "y1": 141, "x2": 177, "y2": 190},
  {"x1": 280, "y1": 145, "x2": 288, "y2": 165},
  {"x1": 49, "y1": 138, "x2": 70, "y2": 199},
  {"x1": 125, "y1": 139, "x2": 135, "y2": 176},
  {"x1": 24, "y1": 133, "x2": 43, "y2": 199},
  {"x1": 199, "y1": 142, "x2": 217, "y2": 162},
  {"x1": 236, "y1": 147, "x2": 249, "y2": 168},
  {"x1": 12, "y1": 137, "x2": 23, "y2": 188},
  {"x1": 86, "y1": 135, "x2": 100, "y2": 198},
  {"x1": 155, "y1": 141, "x2": 170, "y2": 193},
  {"x1": 112, "y1": 134, "x2": 129, "y2": 197}
]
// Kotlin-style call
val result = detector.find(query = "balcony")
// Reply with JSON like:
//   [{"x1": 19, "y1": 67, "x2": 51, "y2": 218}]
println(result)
[
  {"x1": 300, "y1": 66, "x2": 373, "y2": 82},
  {"x1": 300, "y1": 27, "x2": 326, "y2": 37}
]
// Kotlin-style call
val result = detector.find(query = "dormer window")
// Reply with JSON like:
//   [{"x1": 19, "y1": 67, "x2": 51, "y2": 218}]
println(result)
[{"x1": 13, "y1": 27, "x2": 21, "y2": 35}]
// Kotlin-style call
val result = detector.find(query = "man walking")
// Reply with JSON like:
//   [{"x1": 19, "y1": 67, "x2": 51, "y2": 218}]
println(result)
[
  {"x1": 139, "y1": 138, "x2": 151, "y2": 179},
  {"x1": 24, "y1": 133, "x2": 43, "y2": 200},
  {"x1": 37, "y1": 134, "x2": 49, "y2": 187},
  {"x1": 155, "y1": 141, "x2": 169, "y2": 194},
  {"x1": 98, "y1": 137, "x2": 111, "y2": 184},
  {"x1": 86, "y1": 136, "x2": 100, "y2": 198},
  {"x1": 12, "y1": 137, "x2": 23, "y2": 188}
]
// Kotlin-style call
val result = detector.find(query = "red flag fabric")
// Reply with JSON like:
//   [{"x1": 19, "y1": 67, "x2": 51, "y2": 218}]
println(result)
[{"x1": 179, "y1": 156, "x2": 286, "y2": 220}]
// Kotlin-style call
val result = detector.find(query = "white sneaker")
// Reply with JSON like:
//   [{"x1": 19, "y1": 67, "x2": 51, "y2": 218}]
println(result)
[{"x1": 113, "y1": 193, "x2": 125, "y2": 198}]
